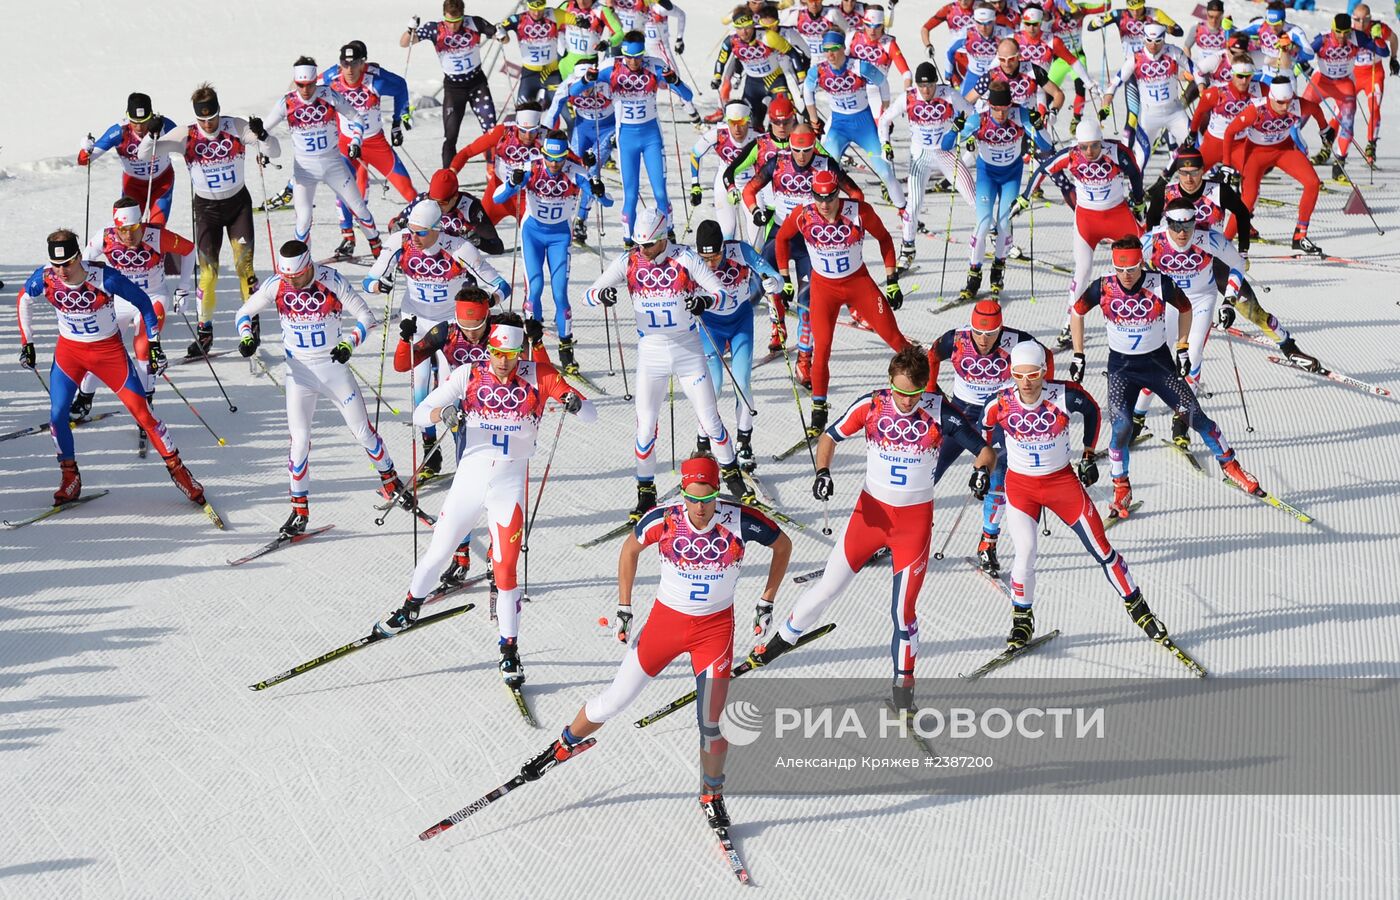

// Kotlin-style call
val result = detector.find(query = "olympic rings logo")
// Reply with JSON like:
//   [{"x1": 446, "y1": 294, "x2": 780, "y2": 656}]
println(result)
[
  {"x1": 876, "y1": 415, "x2": 930, "y2": 442},
  {"x1": 53, "y1": 289, "x2": 98, "y2": 310},
  {"x1": 1197, "y1": 32, "x2": 1227, "y2": 49},
  {"x1": 1220, "y1": 98, "x2": 1249, "y2": 116},
  {"x1": 1258, "y1": 115, "x2": 1291, "y2": 134},
  {"x1": 291, "y1": 104, "x2": 331, "y2": 126},
  {"x1": 501, "y1": 143, "x2": 535, "y2": 163},
  {"x1": 823, "y1": 71, "x2": 859, "y2": 93},
  {"x1": 807, "y1": 223, "x2": 854, "y2": 244},
  {"x1": 442, "y1": 31, "x2": 478, "y2": 50},
  {"x1": 280, "y1": 289, "x2": 327, "y2": 314},
  {"x1": 968, "y1": 34, "x2": 997, "y2": 53},
  {"x1": 735, "y1": 44, "x2": 770, "y2": 61},
  {"x1": 633, "y1": 265, "x2": 681, "y2": 289},
  {"x1": 521, "y1": 20, "x2": 555, "y2": 40},
  {"x1": 194, "y1": 137, "x2": 236, "y2": 158},
  {"x1": 1137, "y1": 57, "x2": 1176, "y2": 79},
  {"x1": 451, "y1": 344, "x2": 485, "y2": 366},
  {"x1": 532, "y1": 175, "x2": 574, "y2": 198},
  {"x1": 982, "y1": 124, "x2": 1021, "y2": 144},
  {"x1": 715, "y1": 262, "x2": 747, "y2": 287},
  {"x1": 108, "y1": 248, "x2": 156, "y2": 268},
  {"x1": 1078, "y1": 160, "x2": 1114, "y2": 180},
  {"x1": 340, "y1": 88, "x2": 374, "y2": 108},
  {"x1": 1107, "y1": 296, "x2": 1156, "y2": 319},
  {"x1": 405, "y1": 255, "x2": 455, "y2": 278},
  {"x1": 615, "y1": 71, "x2": 654, "y2": 92},
  {"x1": 671, "y1": 532, "x2": 734, "y2": 562},
  {"x1": 1156, "y1": 251, "x2": 1206, "y2": 272},
  {"x1": 776, "y1": 172, "x2": 813, "y2": 193},
  {"x1": 851, "y1": 43, "x2": 883, "y2": 62},
  {"x1": 1021, "y1": 44, "x2": 1051, "y2": 65},
  {"x1": 475, "y1": 383, "x2": 530, "y2": 409},
  {"x1": 958, "y1": 356, "x2": 1008, "y2": 379},
  {"x1": 1005, "y1": 408, "x2": 1058, "y2": 434}
]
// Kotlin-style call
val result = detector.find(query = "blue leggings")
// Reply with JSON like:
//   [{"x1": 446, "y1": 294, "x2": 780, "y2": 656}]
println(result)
[
  {"x1": 1106, "y1": 347, "x2": 1231, "y2": 478},
  {"x1": 932, "y1": 396, "x2": 1007, "y2": 536},
  {"x1": 617, "y1": 121, "x2": 671, "y2": 239},
  {"x1": 972, "y1": 160, "x2": 1023, "y2": 265},
  {"x1": 571, "y1": 116, "x2": 617, "y2": 220},
  {"x1": 522, "y1": 218, "x2": 573, "y2": 339},
  {"x1": 697, "y1": 306, "x2": 756, "y2": 432},
  {"x1": 824, "y1": 111, "x2": 904, "y2": 204}
]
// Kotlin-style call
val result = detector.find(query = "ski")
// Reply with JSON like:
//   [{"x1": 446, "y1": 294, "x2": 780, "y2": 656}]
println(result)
[
  {"x1": 740, "y1": 470, "x2": 773, "y2": 504},
  {"x1": 634, "y1": 622, "x2": 838, "y2": 728},
  {"x1": 964, "y1": 556, "x2": 1011, "y2": 597},
  {"x1": 227, "y1": 525, "x2": 336, "y2": 566},
  {"x1": 578, "y1": 484, "x2": 684, "y2": 548},
  {"x1": 751, "y1": 349, "x2": 784, "y2": 370},
  {"x1": 884, "y1": 702, "x2": 938, "y2": 756},
  {"x1": 563, "y1": 370, "x2": 608, "y2": 395},
  {"x1": 417, "y1": 738, "x2": 598, "y2": 841},
  {"x1": 1103, "y1": 500, "x2": 1145, "y2": 530},
  {"x1": 249, "y1": 603, "x2": 474, "y2": 691},
  {"x1": 772, "y1": 433, "x2": 816, "y2": 462},
  {"x1": 959, "y1": 630, "x2": 1063, "y2": 680},
  {"x1": 1157, "y1": 636, "x2": 1208, "y2": 678},
  {"x1": 1220, "y1": 477, "x2": 1315, "y2": 525},
  {"x1": 1160, "y1": 438, "x2": 1204, "y2": 474},
  {"x1": 709, "y1": 819, "x2": 751, "y2": 884},
  {"x1": 2, "y1": 490, "x2": 111, "y2": 529},
  {"x1": 316, "y1": 252, "x2": 377, "y2": 267},
  {"x1": 201, "y1": 500, "x2": 226, "y2": 529},
  {"x1": 173, "y1": 348, "x2": 234, "y2": 367},
  {"x1": 748, "y1": 497, "x2": 804, "y2": 530},
  {"x1": 1265, "y1": 355, "x2": 1393, "y2": 400},
  {"x1": 793, "y1": 547, "x2": 890, "y2": 584},
  {"x1": 509, "y1": 685, "x2": 539, "y2": 727},
  {"x1": 0, "y1": 411, "x2": 117, "y2": 443}
]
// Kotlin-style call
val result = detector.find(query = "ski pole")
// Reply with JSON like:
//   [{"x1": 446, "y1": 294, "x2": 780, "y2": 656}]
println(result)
[
  {"x1": 31, "y1": 367, "x2": 49, "y2": 395},
  {"x1": 252, "y1": 354, "x2": 285, "y2": 393},
  {"x1": 932, "y1": 490, "x2": 971, "y2": 560},
  {"x1": 660, "y1": 47, "x2": 695, "y2": 238},
  {"x1": 374, "y1": 285, "x2": 397, "y2": 430},
  {"x1": 375, "y1": 428, "x2": 456, "y2": 526},
  {"x1": 1225, "y1": 329, "x2": 1254, "y2": 433},
  {"x1": 938, "y1": 191, "x2": 954, "y2": 301},
  {"x1": 398, "y1": 143, "x2": 431, "y2": 184},
  {"x1": 695, "y1": 316, "x2": 757, "y2": 416},
  {"x1": 160, "y1": 371, "x2": 227, "y2": 445},
  {"x1": 523, "y1": 409, "x2": 568, "y2": 596},
  {"x1": 669, "y1": 376, "x2": 676, "y2": 472},
  {"x1": 84, "y1": 133, "x2": 94, "y2": 244},
  {"x1": 254, "y1": 154, "x2": 279, "y2": 268},
  {"x1": 609, "y1": 303, "x2": 633, "y2": 400},
  {"x1": 350, "y1": 362, "x2": 400, "y2": 415},
  {"x1": 410, "y1": 354, "x2": 419, "y2": 562},
  {"x1": 781, "y1": 344, "x2": 830, "y2": 536},
  {"x1": 1332, "y1": 155, "x2": 1385, "y2": 236},
  {"x1": 178, "y1": 308, "x2": 237, "y2": 412},
  {"x1": 1028, "y1": 201, "x2": 1036, "y2": 304}
]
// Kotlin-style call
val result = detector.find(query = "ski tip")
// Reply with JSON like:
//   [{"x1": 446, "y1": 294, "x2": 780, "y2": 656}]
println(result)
[
  {"x1": 248, "y1": 683, "x2": 267, "y2": 692},
  {"x1": 418, "y1": 822, "x2": 449, "y2": 841}
]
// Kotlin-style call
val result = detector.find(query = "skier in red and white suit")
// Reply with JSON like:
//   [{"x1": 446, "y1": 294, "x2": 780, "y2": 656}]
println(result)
[
  {"x1": 773, "y1": 169, "x2": 910, "y2": 436},
  {"x1": 984, "y1": 341, "x2": 1173, "y2": 651},
  {"x1": 373, "y1": 320, "x2": 596, "y2": 688},
  {"x1": 753, "y1": 346, "x2": 995, "y2": 708},
  {"x1": 516, "y1": 453, "x2": 792, "y2": 831}
]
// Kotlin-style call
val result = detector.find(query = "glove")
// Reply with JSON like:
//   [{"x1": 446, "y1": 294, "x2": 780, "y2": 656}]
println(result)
[
  {"x1": 562, "y1": 391, "x2": 583, "y2": 414},
  {"x1": 885, "y1": 277, "x2": 904, "y2": 310},
  {"x1": 674, "y1": 38, "x2": 685, "y2": 54},
  {"x1": 598, "y1": 286, "x2": 618, "y2": 307},
  {"x1": 883, "y1": 141, "x2": 894, "y2": 162},
  {"x1": 663, "y1": 68, "x2": 679, "y2": 85},
  {"x1": 1181, "y1": 132, "x2": 1199, "y2": 151},
  {"x1": 511, "y1": 168, "x2": 526, "y2": 186},
  {"x1": 689, "y1": 184, "x2": 703, "y2": 207},
  {"x1": 614, "y1": 604, "x2": 634, "y2": 643},
  {"x1": 391, "y1": 124, "x2": 403, "y2": 147},
  {"x1": 524, "y1": 317, "x2": 545, "y2": 345},
  {"x1": 727, "y1": 187, "x2": 741, "y2": 205},
  {"x1": 1029, "y1": 108, "x2": 1044, "y2": 129},
  {"x1": 238, "y1": 333, "x2": 260, "y2": 357},
  {"x1": 440, "y1": 403, "x2": 463, "y2": 431},
  {"x1": 969, "y1": 466, "x2": 990, "y2": 500},
  {"x1": 711, "y1": 76, "x2": 723, "y2": 90},
  {"x1": 347, "y1": 141, "x2": 362, "y2": 160},
  {"x1": 78, "y1": 149, "x2": 91, "y2": 166},
  {"x1": 752, "y1": 206, "x2": 772, "y2": 227},
  {"x1": 399, "y1": 317, "x2": 417, "y2": 341},
  {"x1": 1131, "y1": 198, "x2": 1147, "y2": 219},
  {"x1": 1175, "y1": 343, "x2": 1191, "y2": 377},
  {"x1": 1015, "y1": 194, "x2": 1031, "y2": 212},
  {"x1": 590, "y1": 176, "x2": 607, "y2": 198},
  {"x1": 952, "y1": 112, "x2": 967, "y2": 132},
  {"x1": 330, "y1": 340, "x2": 353, "y2": 364},
  {"x1": 490, "y1": 276, "x2": 511, "y2": 301},
  {"x1": 584, "y1": 65, "x2": 598, "y2": 82},
  {"x1": 962, "y1": 135, "x2": 977, "y2": 153},
  {"x1": 1217, "y1": 301, "x2": 1236, "y2": 330},
  {"x1": 813, "y1": 466, "x2": 834, "y2": 500},
  {"x1": 248, "y1": 116, "x2": 267, "y2": 141},
  {"x1": 19, "y1": 342, "x2": 36, "y2": 370},
  {"x1": 256, "y1": 153, "x2": 271, "y2": 168},
  {"x1": 581, "y1": 148, "x2": 596, "y2": 167},
  {"x1": 80, "y1": 134, "x2": 95, "y2": 155},
  {"x1": 406, "y1": 15, "x2": 420, "y2": 32},
  {"x1": 811, "y1": 116, "x2": 825, "y2": 138},
  {"x1": 926, "y1": 44, "x2": 937, "y2": 59},
  {"x1": 1075, "y1": 451, "x2": 1100, "y2": 487},
  {"x1": 400, "y1": 110, "x2": 413, "y2": 131},
  {"x1": 144, "y1": 340, "x2": 167, "y2": 375},
  {"x1": 753, "y1": 600, "x2": 774, "y2": 636},
  {"x1": 1097, "y1": 105, "x2": 1111, "y2": 121},
  {"x1": 685, "y1": 294, "x2": 713, "y2": 315},
  {"x1": 1391, "y1": 57, "x2": 1399, "y2": 77},
  {"x1": 172, "y1": 288, "x2": 189, "y2": 315},
  {"x1": 1069, "y1": 351, "x2": 1086, "y2": 383},
  {"x1": 1215, "y1": 163, "x2": 1239, "y2": 185}
]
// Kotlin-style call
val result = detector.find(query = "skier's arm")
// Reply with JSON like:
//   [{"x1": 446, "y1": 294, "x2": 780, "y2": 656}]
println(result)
[
  {"x1": 926, "y1": 329, "x2": 957, "y2": 389},
  {"x1": 450, "y1": 125, "x2": 505, "y2": 172},
  {"x1": 235, "y1": 278, "x2": 279, "y2": 337},
  {"x1": 415, "y1": 364, "x2": 474, "y2": 428},
  {"x1": 584, "y1": 252, "x2": 631, "y2": 304},
  {"x1": 857, "y1": 201, "x2": 898, "y2": 274},
  {"x1": 451, "y1": 240, "x2": 510, "y2": 300},
  {"x1": 327, "y1": 269, "x2": 376, "y2": 346},
  {"x1": 17, "y1": 271, "x2": 44, "y2": 344},
  {"x1": 1219, "y1": 183, "x2": 1252, "y2": 254},
  {"x1": 739, "y1": 243, "x2": 784, "y2": 291},
  {"x1": 102, "y1": 267, "x2": 159, "y2": 340},
  {"x1": 363, "y1": 244, "x2": 404, "y2": 290},
  {"x1": 1063, "y1": 380, "x2": 1102, "y2": 451},
  {"x1": 157, "y1": 229, "x2": 198, "y2": 294},
  {"x1": 394, "y1": 321, "x2": 450, "y2": 372},
  {"x1": 536, "y1": 358, "x2": 599, "y2": 422},
  {"x1": 375, "y1": 68, "x2": 412, "y2": 124},
  {"x1": 723, "y1": 138, "x2": 760, "y2": 191}
]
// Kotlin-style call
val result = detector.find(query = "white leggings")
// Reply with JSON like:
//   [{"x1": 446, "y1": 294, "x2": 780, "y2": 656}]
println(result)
[
  {"x1": 409, "y1": 455, "x2": 528, "y2": 639},
  {"x1": 292, "y1": 155, "x2": 378, "y2": 247},
  {"x1": 633, "y1": 333, "x2": 736, "y2": 479},
  {"x1": 710, "y1": 169, "x2": 745, "y2": 242},
  {"x1": 1132, "y1": 105, "x2": 1191, "y2": 172},
  {"x1": 285, "y1": 355, "x2": 393, "y2": 498},
  {"x1": 902, "y1": 147, "x2": 976, "y2": 244}
]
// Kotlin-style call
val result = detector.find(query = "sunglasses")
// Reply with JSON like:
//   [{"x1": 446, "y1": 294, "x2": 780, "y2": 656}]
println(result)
[
  {"x1": 813, "y1": 191, "x2": 839, "y2": 201},
  {"x1": 1010, "y1": 369, "x2": 1044, "y2": 380},
  {"x1": 970, "y1": 326, "x2": 1001, "y2": 336},
  {"x1": 1166, "y1": 216, "x2": 1195, "y2": 228},
  {"x1": 889, "y1": 381, "x2": 923, "y2": 396},
  {"x1": 1232, "y1": 73, "x2": 1252, "y2": 79},
  {"x1": 488, "y1": 347, "x2": 522, "y2": 358},
  {"x1": 1079, "y1": 141, "x2": 1103, "y2": 150},
  {"x1": 410, "y1": 228, "x2": 435, "y2": 236},
  {"x1": 682, "y1": 488, "x2": 721, "y2": 503},
  {"x1": 770, "y1": 116, "x2": 796, "y2": 126},
  {"x1": 641, "y1": 238, "x2": 666, "y2": 249}
]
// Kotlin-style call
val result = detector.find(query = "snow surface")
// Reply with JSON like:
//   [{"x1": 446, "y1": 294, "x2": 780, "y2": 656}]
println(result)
[{"x1": 2, "y1": 0, "x2": 1399, "y2": 897}]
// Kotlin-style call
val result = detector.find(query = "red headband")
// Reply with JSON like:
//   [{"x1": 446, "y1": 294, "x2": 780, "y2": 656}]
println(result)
[
  {"x1": 1111, "y1": 246, "x2": 1143, "y2": 268},
  {"x1": 456, "y1": 297, "x2": 490, "y2": 320},
  {"x1": 680, "y1": 456, "x2": 720, "y2": 491}
]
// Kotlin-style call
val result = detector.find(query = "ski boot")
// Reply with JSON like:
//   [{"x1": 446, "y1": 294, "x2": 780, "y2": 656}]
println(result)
[
  {"x1": 736, "y1": 429, "x2": 756, "y2": 472},
  {"x1": 891, "y1": 679, "x2": 915, "y2": 714},
  {"x1": 1055, "y1": 324, "x2": 1072, "y2": 350},
  {"x1": 559, "y1": 337, "x2": 580, "y2": 375},
  {"x1": 332, "y1": 230, "x2": 356, "y2": 261},
  {"x1": 629, "y1": 480, "x2": 658, "y2": 523},
  {"x1": 1170, "y1": 412, "x2": 1189, "y2": 448},
  {"x1": 499, "y1": 638, "x2": 525, "y2": 687},
  {"x1": 137, "y1": 425, "x2": 148, "y2": 458},
  {"x1": 807, "y1": 399, "x2": 829, "y2": 438},
  {"x1": 1008, "y1": 605, "x2": 1035, "y2": 650},
  {"x1": 185, "y1": 321, "x2": 213, "y2": 359},
  {"x1": 796, "y1": 350, "x2": 813, "y2": 391},
  {"x1": 571, "y1": 218, "x2": 588, "y2": 245},
  {"x1": 988, "y1": 258, "x2": 1006, "y2": 297},
  {"x1": 768, "y1": 317, "x2": 787, "y2": 353},
  {"x1": 959, "y1": 265, "x2": 983, "y2": 303},
  {"x1": 1220, "y1": 453, "x2": 1260, "y2": 494},
  {"x1": 1331, "y1": 162, "x2": 1351, "y2": 185},
  {"x1": 930, "y1": 178, "x2": 951, "y2": 194},
  {"x1": 1278, "y1": 337, "x2": 1321, "y2": 373},
  {"x1": 700, "y1": 792, "x2": 731, "y2": 829},
  {"x1": 378, "y1": 468, "x2": 418, "y2": 513},
  {"x1": 1310, "y1": 127, "x2": 1336, "y2": 165},
  {"x1": 848, "y1": 308, "x2": 871, "y2": 330},
  {"x1": 54, "y1": 459, "x2": 81, "y2": 506},
  {"x1": 522, "y1": 734, "x2": 589, "y2": 781},
  {"x1": 897, "y1": 240, "x2": 916, "y2": 273},
  {"x1": 748, "y1": 631, "x2": 794, "y2": 667},
  {"x1": 164, "y1": 454, "x2": 206, "y2": 504},
  {"x1": 1124, "y1": 590, "x2": 1168, "y2": 643},
  {"x1": 367, "y1": 236, "x2": 383, "y2": 258},
  {"x1": 1363, "y1": 141, "x2": 1377, "y2": 166},
  {"x1": 1291, "y1": 229, "x2": 1322, "y2": 256},
  {"x1": 420, "y1": 437, "x2": 444, "y2": 478},
  {"x1": 1130, "y1": 412, "x2": 1148, "y2": 442},
  {"x1": 721, "y1": 463, "x2": 753, "y2": 503},
  {"x1": 976, "y1": 531, "x2": 1000, "y2": 576},
  {"x1": 374, "y1": 594, "x2": 422, "y2": 637},
  {"x1": 1109, "y1": 475, "x2": 1133, "y2": 519},
  {"x1": 68, "y1": 390, "x2": 95, "y2": 422},
  {"x1": 696, "y1": 434, "x2": 711, "y2": 454},
  {"x1": 279, "y1": 497, "x2": 309, "y2": 538},
  {"x1": 260, "y1": 183, "x2": 294, "y2": 211},
  {"x1": 438, "y1": 542, "x2": 473, "y2": 591}
]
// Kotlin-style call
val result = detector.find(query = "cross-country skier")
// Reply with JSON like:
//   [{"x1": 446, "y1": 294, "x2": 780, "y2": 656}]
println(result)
[
  {"x1": 496, "y1": 0, "x2": 570, "y2": 106},
  {"x1": 712, "y1": 7, "x2": 806, "y2": 129},
  {"x1": 449, "y1": 103, "x2": 547, "y2": 225},
  {"x1": 1100, "y1": 22, "x2": 1195, "y2": 171},
  {"x1": 79, "y1": 92, "x2": 178, "y2": 225},
  {"x1": 385, "y1": 168, "x2": 505, "y2": 255},
  {"x1": 1304, "y1": 13, "x2": 1391, "y2": 182},
  {"x1": 689, "y1": 101, "x2": 757, "y2": 241},
  {"x1": 401, "y1": 1, "x2": 499, "y2": 167}
]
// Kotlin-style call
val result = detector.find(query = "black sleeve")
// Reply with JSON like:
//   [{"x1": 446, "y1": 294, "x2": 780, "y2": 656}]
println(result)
[
  {"x1": 473, "y1": 16, "x2": 498, "y2": 37},
  {"x1": 1063, "y1": 381, "x2": 1102, "y2": 449},
  {"x1": 465, "y1": 197, "x2": 505, "y2": 255},
  {"x1": 941, "y1": 401, "x2": 988, "y2": 456},
  {"x1": 1144, "y1": 179, "x2": 1167, "y2": 230},
  {"x1": 1032, "y1": 64, "x2": 1051, "y2": 87},
  {"x1": 1220, "y1": 184, "x2": 1251, "y2": 254}
]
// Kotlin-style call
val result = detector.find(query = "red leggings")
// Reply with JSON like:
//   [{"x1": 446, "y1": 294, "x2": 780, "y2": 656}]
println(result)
[
  {"x1": 808, "y1": 266, "x2": 908, "y2": 401},
  {"x1": 338, "y1": 132, "x2": 417, "y2": 201},
  {"x1": 1239, "y1": 143, "x2": 1319, "y2": 231},
  {"x1": 480, "y1": 172, "x2": 523, "y2": 225},
  {"x1": 120, "y1": 169, "x2": 174, "y2": 226},
  {"x1": 1199, "y1": 132, "x2": 1244, "y2": 173},
  {"x1": 1354, "y1": 64, "x2": 1384, "y2": 143},
  {"x1": 1304, "y1": 74, "x2": 1358, "y2": 157}
]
